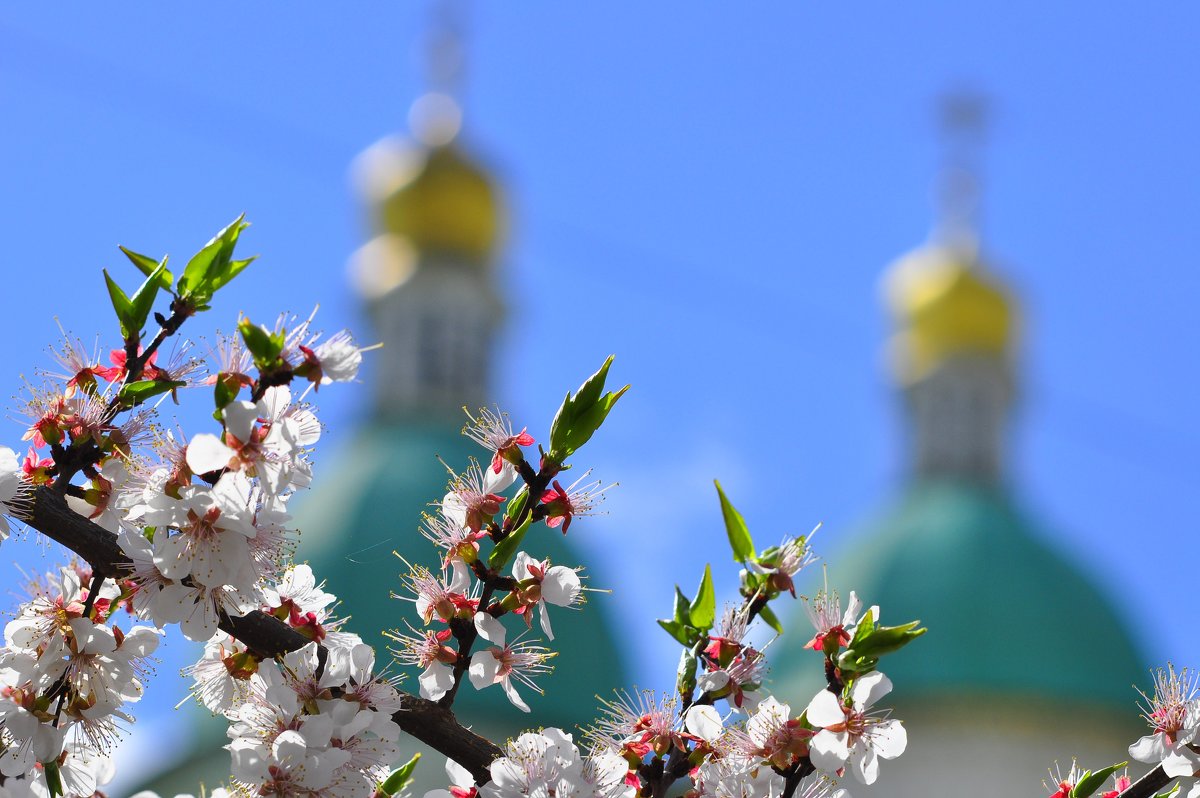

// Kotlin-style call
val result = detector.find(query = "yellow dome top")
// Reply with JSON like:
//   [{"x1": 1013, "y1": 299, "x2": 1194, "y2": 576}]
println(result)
[
  {"x1": 884, "y1": 243, "x2": 1016, "y2": 382},
  {"x1": 372, "y1": 143, "x2": 501, "y2": 263}
]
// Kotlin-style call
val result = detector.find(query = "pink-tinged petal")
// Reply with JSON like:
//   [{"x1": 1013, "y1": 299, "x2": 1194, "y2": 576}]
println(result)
[
  {"x1": 500, "y1": 676, "x2": 531, "y2": 712},
  {"x1": 842, "y1": 591, "x2": 863, "y2": 626},
  {"x1": 684, "y1": 705, "x2": 724, "y2": 743},
  {"x1": 474, "y1": 612, "x2": 507, "y2": 647},
  {"x1": 871, "y1": 719, "x2": 907, "y2": 759},
  {"x1": 484, "y1": 461, "x2": 517, "y2": 494},
  {"x1": 849, "y1": 670, "x2": 892, "y2": 710},
  {"x1": 805, "y1": 688, "x2": 847, "y2": 728},
  {"x1": 541, "y1": 567, "x2": 581, "y2": 607},
  {"x1": 186, "y1": 433, "x2": 236, "y2": 474},
  {"x1": 511, "y1": 551, "x2": 535, "y2": 581},
  {"x1": 809, "y1": 729, "x2": 850, "y2": 773},
  {"x1": 469, "y1": 650, "x2": 499, "y2": 689}
]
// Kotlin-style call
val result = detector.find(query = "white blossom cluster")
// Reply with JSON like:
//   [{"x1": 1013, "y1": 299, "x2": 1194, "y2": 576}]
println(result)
[
  {"x1": 389, "y1": 408, "x2": 604, "y2": 714},
  {"x1": 0, "y1": 319, "x2": 404, "y2": 797}
]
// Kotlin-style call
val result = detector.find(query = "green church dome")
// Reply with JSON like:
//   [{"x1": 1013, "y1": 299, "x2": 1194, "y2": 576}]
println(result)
[{"x1": 776, "y1": 478, "x2": 1146, "y2": 713}]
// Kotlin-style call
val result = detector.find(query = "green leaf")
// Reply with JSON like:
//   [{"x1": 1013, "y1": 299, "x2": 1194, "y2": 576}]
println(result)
[
  {"x1": 505, "y1": 486, "x2": 530, "y2": 525},
  {"x1": 676, "y1": 648, "x2": 698, "y2": 696},
  {"x1": 378, "y1": 753, "x2": 421, "y2": 796},
  {"x1": 759, "y1": 603, "x2": 784, "y2": 634},
  {"x1": 489, "y1": 516, "x2": 532, "y2": 569},
  {"x1": 238, "y1": 317, "x2": 284, "y2": 370},
  {"x1": 43, "y1": 759, "x2": 63, "y2": 798},
  {"x1": 657, "y1": 619, "x2": 695, "y2": 647},
  {"x1": 850, "y1": 621, "x2": 926, "y2": 658},
  {"x1": 689, "y1": 564, "x2": 716, "y2": 631},
  {"x1": 127, "y1": 261, "x2": 166, "y2": 336},
  {"x1": 1070, "y1": 762, "x2": 1128, "y2": 798},
  {"x1": 714, "y1": 480, "x2": 755, "y2": 563},
  {"x1": 120, "y1": 246, "x2": 173, "y2": 290},
  {"x1": 119, "y1": 379, "x2": 185, "y2": 406},
  {"x1": 1154, "y1": 786, "x2": 1181, "y2": 798},
  {"x1": 179, "y1": 214, "x2": 250, "y2": 300},
  {"x1": 547, "y1": 356, "x2": 628, "y2": 460},
  {"x1": 850, "y1": 607, "x2": 876, "y2": 647},
  {"x1": 673, "y1": 586, "x2": 692, "y2": 627},
  {"x1": 103, "y1": 269, "x2": 134, "y2": 339},
  {"x1": 209, "y1": 255, "x2": 257, "y2": 292}
]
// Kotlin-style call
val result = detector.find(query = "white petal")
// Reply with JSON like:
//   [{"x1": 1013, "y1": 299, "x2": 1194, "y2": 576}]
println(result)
[
  {"x1": 1163, "y1": 748, "x2": 1200, "y2": 778},
  {"x1": 871, "y1": 719, "x2": 907, "y2": 758},
  {"x1": 186, "y1": 433, "x2": 236, "y2": 474},
  {"x1": 500, "y1": 676, "x2": 530, "y2": 712},
  {"x1": 683, "y1": 705, "x2": 724, "y2": 743},
  {"x1": 222, "y1": 400, "x2": 260, "y2": 444},
  {"x1": 850, "y1": 742, "x2": 880, "y2": 785},
  {"x1": 850, "y1": 671, "x2": 892, "y2": 710},
  {"x1": 538, "y1": 602, "x2": 555, "y2": 641},
  {"x1": 474, "y1": 612, "x2": 507, "y2": 647},
  {"x1": 468, "y1": 651, "x2": 499, "y2": 689},
  {"x1": 697, "y1": 670, "x2": 730, "y2": 693},
  {"x1": 512, "y1": 551, "x2": 535, "y2": 581},
  {"x1": 809, "y1": 729, "x2": 850, "y2": 773},
  {"x1": 541, "y1": 567, "x2": 581, "y2": 607},
  {"x1": 1129, "y1": 732, "x2": 1169, "y2": 763},
  {"x1": 418, "y1": 662, "x2": 455, "y2": 701},
  {"x1": 445, "y1": 758, "x2": 474, "y2": 788},
  {"x1": 805, "y1": 688, "x2": 847, "y2": 728}
]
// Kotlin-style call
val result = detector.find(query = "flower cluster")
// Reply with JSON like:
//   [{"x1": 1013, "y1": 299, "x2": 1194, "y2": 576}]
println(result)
[{"x1": 389, "y1": 406, "x2": 600, "y2": 714}]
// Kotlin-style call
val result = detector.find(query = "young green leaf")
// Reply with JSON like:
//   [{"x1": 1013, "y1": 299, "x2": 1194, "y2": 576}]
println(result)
[
  {"x1": 714, "y1": 480, "x2": 755, "y2": 563},
  {"x1": 178, "y1": 214, "x2": 250, "y2": 301},
  {"x1": 119, "y1": 379, "x2": 186, "y2": 407},
  {"x1": 676, "y1": 648, "x2": 698, "y2": 696},
  {"x1": 102, "y1": 269, "x2": 135, "y2": 339},
  {"x1": 127, "y1": 261, "x2": 166, "y2": 337},
  {"x1": 1070, "y1": 762, "x2": 1127, "y2": 798},
  {"x1": 120, "y1": 246, "x2": 173, "y2": 291},
  {"x1": 689, "y1": 564, "x2": 716, "y2": 631},
  {"x1": 488, "y1": 516, "x2": 532, "y2": 569},
  {"x1": 378, "y1": 753, "x2": 421, "y2": 797},
  {"x1": 673, "y1": 586, "x2": 692, "y2": 627},
  {"x1": 547, "y1": 356, "x2": 628, "y2": 460},
  {"x1": 657, "y1": 619, "x2": 696, "y2": 647},
  {"x1": 758, "y1": 603, "x2": 784, "y2": 635}
]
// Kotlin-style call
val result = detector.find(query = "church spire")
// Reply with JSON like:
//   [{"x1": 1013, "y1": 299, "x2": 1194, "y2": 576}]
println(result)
[
  {"x1": 883, "y1": 92, "x2": 1017, "y2": 484},
  {"x1": 348, "y1": 2, "x2": 504, "y2": 420}
]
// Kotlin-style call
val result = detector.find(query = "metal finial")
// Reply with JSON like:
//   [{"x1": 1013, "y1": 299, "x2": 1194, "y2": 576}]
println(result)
[{"x1": 936, "y1": 89, "x2": 989, "y2": 254}]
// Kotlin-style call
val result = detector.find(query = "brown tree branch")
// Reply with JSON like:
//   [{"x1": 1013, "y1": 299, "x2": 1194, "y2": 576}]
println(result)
[
  {"x1": 1118, "y1": 764, "x2": 1172, "y2": 798},
  {"x1": 19, "y1": 484, "x2": 503, "y2": 783}
]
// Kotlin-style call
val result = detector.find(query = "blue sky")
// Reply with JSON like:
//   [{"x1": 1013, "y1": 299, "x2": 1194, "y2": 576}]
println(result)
[{"x1": 1, "y1": 2, "x2": 1198, "y2": 787}]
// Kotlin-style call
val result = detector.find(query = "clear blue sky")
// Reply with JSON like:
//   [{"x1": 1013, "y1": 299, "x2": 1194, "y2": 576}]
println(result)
[{"x1": 2, "y1": 3, "x2": 1198, "y2": 787}]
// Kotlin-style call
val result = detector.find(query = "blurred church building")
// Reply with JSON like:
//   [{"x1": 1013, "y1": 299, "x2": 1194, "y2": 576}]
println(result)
[{"x1": 777, "y1": 98, "x2": 1146, "y2": 797}]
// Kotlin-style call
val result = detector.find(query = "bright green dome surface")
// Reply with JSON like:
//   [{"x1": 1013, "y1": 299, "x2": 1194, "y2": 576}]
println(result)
[
  {"x1": 296, "y1": 418, "x2": 627, "y2": 730},
  {"x1": 775, "y1": 479, "x2": 1146, "y2": 712}
]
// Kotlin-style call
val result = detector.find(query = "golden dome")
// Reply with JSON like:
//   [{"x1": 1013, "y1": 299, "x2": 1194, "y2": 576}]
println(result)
[
  {"x1": 353, "y1": 94, "x2": 502, "y2": 265},
  {"x1": 883, "y1": 243, "x2": 1015, "y2": 382},
  {"x1": 373, "y1": 143, "x2": 501, "y2": 263}
]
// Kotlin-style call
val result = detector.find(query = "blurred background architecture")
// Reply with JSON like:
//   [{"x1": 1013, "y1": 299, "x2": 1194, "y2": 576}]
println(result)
[{"x1": 777, "y1": 96, "x2": 1145, "y2": 796}]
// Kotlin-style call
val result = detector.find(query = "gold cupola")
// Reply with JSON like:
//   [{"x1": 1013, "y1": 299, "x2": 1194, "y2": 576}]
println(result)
[
  {"x1": 884, "y1": 242, "x2": 1015, "y2": 383},
  {"x1": 359, "y1": 93, "x2": 502, "y2": 266}
]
